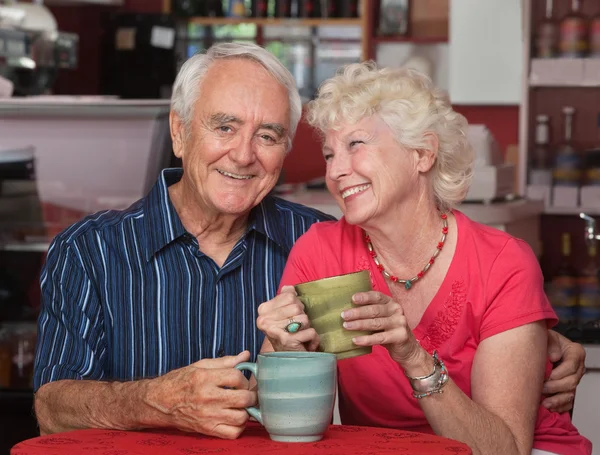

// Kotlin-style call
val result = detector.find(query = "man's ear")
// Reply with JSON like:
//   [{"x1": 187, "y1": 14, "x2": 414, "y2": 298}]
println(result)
[
  {"x1": 415, "y1": 132, "x2": 438, "y2": 173},
  {"x1": 170, "y1": 111, "x2": 186, "y2": 159}
]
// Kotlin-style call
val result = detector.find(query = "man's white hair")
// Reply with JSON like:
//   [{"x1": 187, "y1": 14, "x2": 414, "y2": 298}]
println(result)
[{"x1": 171, "y1": 42, "x2": 302, "y2": 152}]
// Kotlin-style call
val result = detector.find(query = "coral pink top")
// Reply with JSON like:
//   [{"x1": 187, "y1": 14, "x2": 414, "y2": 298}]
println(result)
[{"x1": 279, "y1": 210, "x2": 591, "y2": 455}]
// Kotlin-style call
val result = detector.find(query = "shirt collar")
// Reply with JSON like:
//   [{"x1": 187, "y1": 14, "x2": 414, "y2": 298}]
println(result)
[
  {"x1": 143, "y1": 168, "x2": 187, "y2": 261},
  {"x1": 143, "y1": 169, "x2": 289, "y2": 260},
  {"x1": 247, "y1": 194, "x2": 289, "y2": 251}
]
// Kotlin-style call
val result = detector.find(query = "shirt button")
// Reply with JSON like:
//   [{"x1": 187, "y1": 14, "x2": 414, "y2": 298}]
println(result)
[{"x1": 217, "y1": 348, "x2": 225, "y2": 357}]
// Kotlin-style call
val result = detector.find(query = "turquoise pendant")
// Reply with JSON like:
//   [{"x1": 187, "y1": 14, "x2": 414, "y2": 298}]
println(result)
[{"x1": 404, "y1": 281, "x2": 412, "y2": 290}]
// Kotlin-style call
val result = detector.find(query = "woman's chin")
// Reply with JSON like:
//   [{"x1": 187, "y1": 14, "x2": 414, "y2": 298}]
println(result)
[{"x1": 341, "y1": 210, "x2": 371, "y2": 227}]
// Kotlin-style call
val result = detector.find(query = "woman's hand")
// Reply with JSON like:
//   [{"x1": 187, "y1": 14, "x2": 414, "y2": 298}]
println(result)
[
  {"x1": 341, "y1": 291, "x2": 427, "y2": 370},
  {"x1": 256, "y1": 286, "x2": 320, "y2": 352}
]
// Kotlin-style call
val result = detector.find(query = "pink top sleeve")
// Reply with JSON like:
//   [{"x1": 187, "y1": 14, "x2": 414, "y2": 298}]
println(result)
[{"x1": 479, "y1": 237, "x2": 557, "y2": 341}]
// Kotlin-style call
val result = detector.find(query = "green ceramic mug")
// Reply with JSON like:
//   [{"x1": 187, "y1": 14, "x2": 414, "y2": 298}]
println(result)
[
  {"x1": 235, "y1": 351, "x2": 337, "y2": 443},
  {"x1": 294, "y1": 270, "x2": 373, "y2": 360}
]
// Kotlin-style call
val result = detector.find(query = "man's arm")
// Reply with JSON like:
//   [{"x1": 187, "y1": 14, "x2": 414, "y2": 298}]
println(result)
[
  {"x1": 35, "y1": 352, "x2": 256, "y2": 439},
  {"x1": 35, "y1": 237, "x2": 255, "y2": 439}
]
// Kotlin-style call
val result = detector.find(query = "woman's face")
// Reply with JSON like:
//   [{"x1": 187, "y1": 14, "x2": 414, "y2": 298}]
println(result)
[{"x1": 323, "y1": 114, "x2": 431, "y2": 228}]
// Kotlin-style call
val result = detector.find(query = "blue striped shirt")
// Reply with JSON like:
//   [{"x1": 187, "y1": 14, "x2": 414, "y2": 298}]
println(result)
[{"x1": 34, "y1": 168, "x2": 333, "y2": 391}]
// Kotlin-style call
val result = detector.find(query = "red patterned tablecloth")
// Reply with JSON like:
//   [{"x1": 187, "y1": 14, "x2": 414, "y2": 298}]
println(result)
[{"x1": 11, "y1": 422, "x2": 472, "y2": 454}]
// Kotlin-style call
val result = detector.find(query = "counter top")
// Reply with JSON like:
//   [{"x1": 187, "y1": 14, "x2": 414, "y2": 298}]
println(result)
[
  {"x1": 280, "y1": 189, "x2": 545, "y2": 225},
  {"x1": 0, "y1": 98, "x2": 171, "y2": 118},
  {"x1": 583, "y1": 344, "x2": 600, "y2": 370}
]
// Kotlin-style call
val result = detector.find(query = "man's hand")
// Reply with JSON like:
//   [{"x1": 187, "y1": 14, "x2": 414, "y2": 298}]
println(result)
[
  {"x1": 145, "y1": 351, "x2": 256, "y2": 439},
  {"x1": 542, "y1": 331, "x2": 586, "y2": 413}
]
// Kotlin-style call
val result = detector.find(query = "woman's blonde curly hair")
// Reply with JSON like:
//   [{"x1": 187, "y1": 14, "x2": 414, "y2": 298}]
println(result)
[{"x1": 307, "y1": 61, "x2": 474, "y2": 212}]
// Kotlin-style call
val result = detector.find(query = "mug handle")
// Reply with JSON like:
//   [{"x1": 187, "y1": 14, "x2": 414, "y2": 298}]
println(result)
[{"x1": 234, "y1": 362, "x2": 262, "y2": 424}]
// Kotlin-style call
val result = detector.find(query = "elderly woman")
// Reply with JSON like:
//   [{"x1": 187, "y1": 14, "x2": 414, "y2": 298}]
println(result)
[{"x1": 257, "y1": 62, "x2": 591, "y2": 455}]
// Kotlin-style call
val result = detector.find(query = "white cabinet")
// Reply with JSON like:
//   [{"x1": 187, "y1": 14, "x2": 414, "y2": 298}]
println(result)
[
  {"x1": 448, "y1": 0, "x2": 523, "y2": 105},
  {"x1": 572, "y1": 345, "x2": 600, "y2": 455}
]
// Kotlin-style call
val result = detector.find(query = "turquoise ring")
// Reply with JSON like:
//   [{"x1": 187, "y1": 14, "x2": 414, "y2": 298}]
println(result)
[{"x1": 284, "y1": 319, "x2": 302, "y2": 334}]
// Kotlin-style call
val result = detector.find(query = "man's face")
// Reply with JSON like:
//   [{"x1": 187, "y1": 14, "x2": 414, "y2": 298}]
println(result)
[{"x1": 172, "y1": 58, "x2": 290, "y2": 216}]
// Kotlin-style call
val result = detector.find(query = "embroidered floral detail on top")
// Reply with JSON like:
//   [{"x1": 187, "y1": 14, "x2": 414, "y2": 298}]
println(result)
[
  {"x1": 357, "y1": 256, "x2": 379, "y2": 291},
  {"x1": 419, "y1": 280, "x2": 467, "y2": 353}
]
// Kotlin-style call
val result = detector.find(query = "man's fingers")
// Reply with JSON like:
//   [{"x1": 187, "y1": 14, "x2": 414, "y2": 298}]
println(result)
[
  {"x1": 542, "y1": 392, "x2": 575, "y2": 412},
  {"x1": 210, "y1": 421, "x2": 247, "y2": 440},
  {"x1": 543, "y1": 374, "x2": 579, "y2": 395},
  {"x1": 220, "y1": 389, "x2": 257, "y2": 409},
  {"x1": 192, "y1": 351, "x2": 251, "y2": 370}
]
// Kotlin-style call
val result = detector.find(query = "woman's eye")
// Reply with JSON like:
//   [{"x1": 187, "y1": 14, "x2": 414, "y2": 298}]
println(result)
[
  {"x1": 324, "y1": 154, "x2": 333, "y2": 161},
  {"x1": 349, "y1": 140, "x2": 364, "y2": 147}
]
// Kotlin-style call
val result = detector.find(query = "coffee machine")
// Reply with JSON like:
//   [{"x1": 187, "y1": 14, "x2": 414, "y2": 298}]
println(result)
[{"x1": 0, "y1": 1, "x2": 78, "y2": 96}]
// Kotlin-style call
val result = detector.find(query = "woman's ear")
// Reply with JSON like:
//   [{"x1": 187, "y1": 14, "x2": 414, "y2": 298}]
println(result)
[
  {"x1": 416, "y1": 132, "x2": 439, "y2": 173},
  {"x1": 170, "y1": 111, "x2": 186, "y2": 159}
]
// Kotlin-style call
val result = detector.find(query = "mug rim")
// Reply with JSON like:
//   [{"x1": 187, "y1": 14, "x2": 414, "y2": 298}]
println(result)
[
  {"x1": 258, "y1": 351, "x2": 336, "y2": 360},
  {"x1": 294, "y1": 270, "x2": 370, "y2": 291}
]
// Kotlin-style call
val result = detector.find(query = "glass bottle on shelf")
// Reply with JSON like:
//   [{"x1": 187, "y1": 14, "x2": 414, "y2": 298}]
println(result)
[
  {"x1": 579, "y1": 243, "x2": 600, "y2": 341},
  {"x1": 228, "y1": 0, "x2": 246, "y2": 17},
  {"x1": 559, "y1": 0, "x2": 588, "y2": 58},
  {"x1": 171, "y1": 0, "x2": 202, "y2": 16},
  {"x1": 205, "y1": 0, "x2": 225, "y2": 17},
  {"x1": 251, "y1": 0, "x2": 268, "y2": 17},
  {"x1": 274, "y1": 0, "x2": 292, "y2": 17},
  {"x1": 336, "y1": 0, "x2": 358, "y2": 18},
  {"x1": 529, "y1": 114, "x2": 553, "y2": 186},
  {"x1": 553, "y1": 106, "x2": 581, "y2": 187},
  {"x1": 590, "y1": 8, "x2": 600, "y2": 57},
  {"x1": 548, "y1": 232, "x2": 579, "y2": 338},
  {"x1": 536, "y1": 0, "x2": 559, "y2": 58}
]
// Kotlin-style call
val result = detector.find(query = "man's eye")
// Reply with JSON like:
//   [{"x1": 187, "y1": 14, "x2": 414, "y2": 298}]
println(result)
[
  {"x1": 218, "y1": 126, "x2": 233, "y2": 133},
  {"x1": 260, "y1": 134, "x2": 276, "y2": 143}
]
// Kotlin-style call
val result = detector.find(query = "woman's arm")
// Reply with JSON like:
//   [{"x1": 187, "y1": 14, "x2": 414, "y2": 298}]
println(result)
[
  {"x1": 418, "y1": 322, "x2": 547, "y2": 455},
  {"x1": 344, "y1": 291, "x2": 547, "y2": 455}
]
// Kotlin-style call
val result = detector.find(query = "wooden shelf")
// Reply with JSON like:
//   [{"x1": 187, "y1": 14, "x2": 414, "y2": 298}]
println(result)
[
  {"x1": 187, "y1": 17, "x2": 362, "y2": 27},
  {"x1": 373, "y1": 35, "x2": 447, "y2": 44},
  {"x1": 543, "y1": 207, "x2": 600, "y2": 216},
  {"x1": 529, "y1": 58, "x2": 600, "y2": 88}
]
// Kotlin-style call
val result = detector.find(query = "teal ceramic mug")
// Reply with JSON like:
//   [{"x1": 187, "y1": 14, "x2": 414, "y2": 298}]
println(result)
[{"x1": 235, "y1": 351, "x2": 337, "y2": 443}]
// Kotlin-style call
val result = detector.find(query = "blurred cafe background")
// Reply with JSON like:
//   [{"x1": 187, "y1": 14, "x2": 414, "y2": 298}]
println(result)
[{"x1": 1, "y1": 0, "x2": 600, "y2": 453}]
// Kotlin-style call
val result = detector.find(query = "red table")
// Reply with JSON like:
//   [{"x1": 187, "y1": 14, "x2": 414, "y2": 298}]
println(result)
[{"x1": 11, "y1": 422, "x2": 472, "y2": 454}]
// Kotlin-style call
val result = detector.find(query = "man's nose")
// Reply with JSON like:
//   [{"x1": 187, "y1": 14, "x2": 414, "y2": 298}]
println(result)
[{"x1": 229, "y1": 137, "x2": 256, "y2": 166}]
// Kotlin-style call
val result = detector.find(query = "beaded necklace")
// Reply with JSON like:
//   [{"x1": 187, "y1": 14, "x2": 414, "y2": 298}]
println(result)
[{"x1": 364, "y1": 213, "x2": 448, "y2": 290}]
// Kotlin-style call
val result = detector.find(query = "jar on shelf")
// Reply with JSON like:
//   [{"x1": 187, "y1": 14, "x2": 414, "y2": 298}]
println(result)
[{"x1": 590, "y1": 11, "x2": 600, "y2": 57}]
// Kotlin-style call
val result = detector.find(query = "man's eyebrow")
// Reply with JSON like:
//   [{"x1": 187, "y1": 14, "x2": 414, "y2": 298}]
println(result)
[
  {"x1": 209, "y1": 113, "x2": 243, "y2": 125},
  {"x1": 260, "y1": 123, "x2": 287, "y2": 138}
]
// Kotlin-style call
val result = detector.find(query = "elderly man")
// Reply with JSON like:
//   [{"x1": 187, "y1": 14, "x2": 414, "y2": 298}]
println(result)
[{"x1": 33, "y1": 42, "x2": 585, "y2": 440}]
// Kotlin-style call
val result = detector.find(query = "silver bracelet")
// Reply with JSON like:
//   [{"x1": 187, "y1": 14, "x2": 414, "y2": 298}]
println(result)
[{"x1": 406, "y1": 351, "x2": 449, "y2": 398}]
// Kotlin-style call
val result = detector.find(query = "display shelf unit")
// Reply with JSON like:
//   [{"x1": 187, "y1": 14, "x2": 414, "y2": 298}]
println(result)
[
  {"x1": 519, "y1": 0, "x2": 600, "y2": 197},
  {"x1": 162, "y1": 0, "x2": 371, "y2": 60}
]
